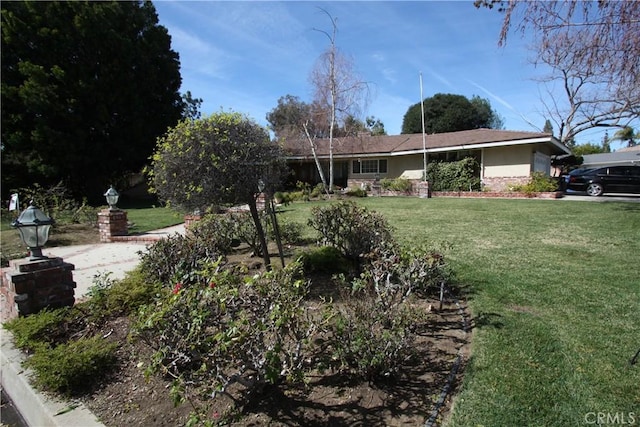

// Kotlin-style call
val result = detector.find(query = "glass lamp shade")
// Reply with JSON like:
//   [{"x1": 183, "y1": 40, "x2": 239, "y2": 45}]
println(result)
[
  {"x1": 12, "y1": 203, "x2": 54, "y2": 259},
  {"x1": 104, "y1": 186, "x2": 119, "y2": 209}
]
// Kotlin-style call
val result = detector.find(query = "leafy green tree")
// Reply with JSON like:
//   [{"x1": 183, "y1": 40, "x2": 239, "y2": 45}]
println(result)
[
  {"x1": 543, "y1": 119, "x2": 554, "y2": 134},
  {"x1": 266, "y1": 95, "x2": 329, "y2": 191},
  {"x1": 366, "y1": 116, "x2": 387, "y2": 136},
  {"x1": 1, "y1": 1, "x2": 184, "y2": 202},
  {"x1": 147, "y1": 111, "x2": 289, "y2": 269},
  {"x1": 601, "y1": 132, "x2": 611, "y2": 153},
  {"x1": 181, "y1": 91, "x2": 203, "y2": 121},
  {"x1": 401, "y1": 93, "x2": 502, "y2": 134},
  {"x1": 266, "y1": 94, "x2": 313, "y2": 141},
  {"x1": 573, "y1": 143, "x2": 604, "y2": 156},
  {"x1": 611, "y1": 126, "x2": 638, "y2": 147}
]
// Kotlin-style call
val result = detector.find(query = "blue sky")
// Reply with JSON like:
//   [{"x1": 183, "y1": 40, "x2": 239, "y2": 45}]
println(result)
[{"x1": 153, "y1": 1, "x2": 616, "y2": 148}]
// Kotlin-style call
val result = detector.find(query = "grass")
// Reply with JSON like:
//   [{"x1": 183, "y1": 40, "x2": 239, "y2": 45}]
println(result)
[
  {"x1": 124, "y1": 206, "x2": 184, "y2": 234},
  {"x1": 278, "y1": 197, "x2": 640, "y2": 426}
]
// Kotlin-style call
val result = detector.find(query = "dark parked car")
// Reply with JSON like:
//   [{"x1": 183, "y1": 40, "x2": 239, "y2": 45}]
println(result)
[{"x1": 565, "y1": 165, "x2": 640, "y2": 196}]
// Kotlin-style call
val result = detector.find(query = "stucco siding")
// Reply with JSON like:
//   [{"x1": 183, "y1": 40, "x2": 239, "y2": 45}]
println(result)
[
  {"x1": 483, "y1": 145, "x2": 532, "y2": 178},
  {"x1": 347, "y1": 154, "x2": 424, "y2": 180},
  {"x1": 389, "y1": 154, "x2": 424, "y2": 177}
]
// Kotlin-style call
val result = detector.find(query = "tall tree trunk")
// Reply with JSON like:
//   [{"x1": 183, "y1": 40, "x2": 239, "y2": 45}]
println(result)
[
  {"x1": 303, "y1": 122, "x2": 329, "y2": 194},
  {"x1": 328, "y1": 42, "x2": 336, "y2": 192}
]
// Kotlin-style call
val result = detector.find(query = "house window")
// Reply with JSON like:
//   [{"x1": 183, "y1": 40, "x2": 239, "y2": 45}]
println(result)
[
  {"x1": 533, "y1": 152, "x2": 550, "y2": 174},
  {"x1": 352, "y1": 159, "x2": 387, "y2": 174}
]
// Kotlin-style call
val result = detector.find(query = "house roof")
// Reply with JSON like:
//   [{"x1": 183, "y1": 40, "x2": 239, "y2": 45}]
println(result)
[
  {"x1": 283, "y1": 128, "x2": 570, "y2": 160},
  {"x1": 616, "y1": 145, "x2": 640, "y2": 152},
  {"x1": 582, "y1": 150, "x2": 640, "y2": 167}
]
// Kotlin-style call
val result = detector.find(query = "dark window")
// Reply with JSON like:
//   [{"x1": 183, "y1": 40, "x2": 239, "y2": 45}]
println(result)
[
  {"x1": 352, "y1": 159, "x2": 387, "y2": 175},
  {"x1": 608, "y1": 166, "x2": 625, "y2": 175}
]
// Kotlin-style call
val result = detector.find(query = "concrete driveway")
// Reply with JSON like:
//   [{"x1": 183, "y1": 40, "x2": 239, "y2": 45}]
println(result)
[{"x1": 561, "y1": 193, "x2": 640, "y2": 202}]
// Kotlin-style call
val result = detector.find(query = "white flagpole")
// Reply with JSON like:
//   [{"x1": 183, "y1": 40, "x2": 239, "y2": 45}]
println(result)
[{"x1": 420, "y1": 72, "x2": 427, "y2": 181}]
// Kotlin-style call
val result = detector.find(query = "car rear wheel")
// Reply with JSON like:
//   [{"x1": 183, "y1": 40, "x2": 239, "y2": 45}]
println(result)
[{"x1": 586, "y1": 183, "x2": 604, "y2": 196}]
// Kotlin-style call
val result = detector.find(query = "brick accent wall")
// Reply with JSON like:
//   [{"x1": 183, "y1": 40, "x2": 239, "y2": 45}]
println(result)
[{"x1": 482, "y1": 176, "x2": 530, "y2": 192}]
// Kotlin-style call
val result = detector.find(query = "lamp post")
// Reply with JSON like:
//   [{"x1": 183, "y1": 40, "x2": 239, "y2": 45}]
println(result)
[
  {"x1": 98, "y1": 186, "x2": 128, "y2": 241},
  {"x1": 104, "y1": 186, "x2": 120, "y2": 210},
  {"x1": 11, "y1": 202, "x2": 55, "y2": 260}
]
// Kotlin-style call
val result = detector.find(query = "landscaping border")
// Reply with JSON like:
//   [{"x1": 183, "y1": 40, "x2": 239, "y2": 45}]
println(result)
[{"x1": 430, "y1": 191, "x2": 563, "y2": 199}]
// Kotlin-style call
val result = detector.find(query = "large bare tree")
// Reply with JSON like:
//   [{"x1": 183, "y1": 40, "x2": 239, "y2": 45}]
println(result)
[
  {"x1": 476, "y1": 1, "x2": 640, "y2": 144},
  {"x1": 310, "y1": 9, "x2": 369, "y2": 190},
  {"x1": 266, "y1": 95, "x2": 329, "y2": 192}
]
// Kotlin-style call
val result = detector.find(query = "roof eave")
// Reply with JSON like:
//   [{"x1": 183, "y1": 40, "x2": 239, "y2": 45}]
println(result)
[{"x1": 393, "y1": 136, "x2": 571, "y2": 156}]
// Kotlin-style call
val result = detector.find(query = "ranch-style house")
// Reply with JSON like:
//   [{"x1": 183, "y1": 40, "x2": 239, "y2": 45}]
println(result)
[{"x1": 283, "y1": 128, "x2": 572, "y2": 192}]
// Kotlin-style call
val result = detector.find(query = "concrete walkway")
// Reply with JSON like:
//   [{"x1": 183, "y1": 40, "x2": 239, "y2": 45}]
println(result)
[
  {"x1": 1, "y1": 224, "x2": 185, "y2": 427},
  {"x1": 42, "y1": 223, "x2": 186, "y2": 299}
]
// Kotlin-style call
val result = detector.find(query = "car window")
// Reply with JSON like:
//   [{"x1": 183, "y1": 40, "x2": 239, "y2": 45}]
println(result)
[
  {"x1": 569, "y1": 168, "x2": 593, "y2": 175},
  {"x1": 628, "y1": 167, "x2": 640, "y2": 177},
  {"x1": 593, "y1": 168, "x2": 608, "y2": 175},
  {"x1": 608, "y1": 166, "x2": 626, "y2": 175}
]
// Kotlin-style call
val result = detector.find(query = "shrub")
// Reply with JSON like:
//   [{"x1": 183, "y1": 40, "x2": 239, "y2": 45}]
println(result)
[
  {"x1": 3, "y1": 307, "x2": 72, "y2": 352},
  {"x1": 322, "y1": 289, "x2": 420, "y2": 380},
  {"x1": 230, "y1": 210, "x2": 266, "y2": 255},
  {"x1": 310, "y1": 183, "x2": 326, "y2": 198},
  {"x1": 268, "y1": 217, "x2": 304, "y2": 245},
  {"x1": 426, "y1": 157, "x2": 480, "y2": 191},
  {"x1": 189, "y1": 213, "x2": 239, "y2": 254},
  {"x1": 78, "y1": 269, "x2": 161, "y2": 322},
  {"x1": 380, "y1": 178, "x2": 413, "y2": 193},
  {"x1": 273, "y1": 191, "x2": 293, "y2": 205},
  {"x1": 509, "y1": 171, "x2": 559, "y2": 194},
  {"x1": 296, "y1": 180, "x2": 312, "y2": 198},
  {"x1": 296, "y1": 246, "x2": 352, "y2": 274},
  {"x1": 24, "y1": 335, "x2": 118, "y2": 395},
  {"x1": 359, "y1": 241, "x2": 450, "y2": 308},
  {"x1": 11, "y1": 182, "x2": 98, "y2": 226},
  {"x1": 133, "y1": 261, "x2": 319, "y2": 415},
  {"x1": 308, "y1": 201, "x2": 395, "y2": 265},
  {"x1": 139, "y1": 232, "x2": 224, "y2": 288},
  {"x1": 345, "y1": 187, "x2": 368, "y2": 197}
]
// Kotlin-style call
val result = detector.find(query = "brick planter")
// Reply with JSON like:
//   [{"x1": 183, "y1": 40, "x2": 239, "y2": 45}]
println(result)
[
  {"x1": 184, "y1": 214, "x2": 202, "y2": 230},
  {"x1": 1, "y1": 257, "x2": 75, "y2": 319}
]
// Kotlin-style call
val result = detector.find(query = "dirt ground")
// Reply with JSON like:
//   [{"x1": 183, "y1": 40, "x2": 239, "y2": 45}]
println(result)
[{"x1": 80, "y1": 287, "x2": 469, "y2": 427}]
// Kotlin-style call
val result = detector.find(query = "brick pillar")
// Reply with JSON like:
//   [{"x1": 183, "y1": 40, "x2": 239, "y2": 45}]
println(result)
[
  {"x1": 256, "y1": 193, "x2": 266, "y2": 211},
  {"x1": 1, "y1": 257, "x2": 75, "y2": 319},
  {"x1": 417, "y1": 180, "x2": 431, "y2": 198},
  {"x1": 98, "y1": 209, "x2": 128, "y2": 242},
  {"x1": 184, "y1": 214, "x2": 202, "y2": 231}
]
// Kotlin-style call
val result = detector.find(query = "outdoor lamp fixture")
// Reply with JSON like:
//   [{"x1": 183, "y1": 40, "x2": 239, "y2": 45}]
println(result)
[
  {"x1": 257, "y1": 179, "x2": 266, "y2": 193},
  {"x1": 11, "y1": 202, "x2": 55, "y2": 260},
  {"x1": 104, "y1": 186, "x2": 120, "y2": 210}
]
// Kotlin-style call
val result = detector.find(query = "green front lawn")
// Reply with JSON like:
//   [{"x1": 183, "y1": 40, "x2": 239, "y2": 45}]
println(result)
[
  {"x1": 280, "y1": 197, "x2": 640, "y2": 426},
  {"x1": 124, "y1": 205, "x2": 184, "y2": 234}
]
